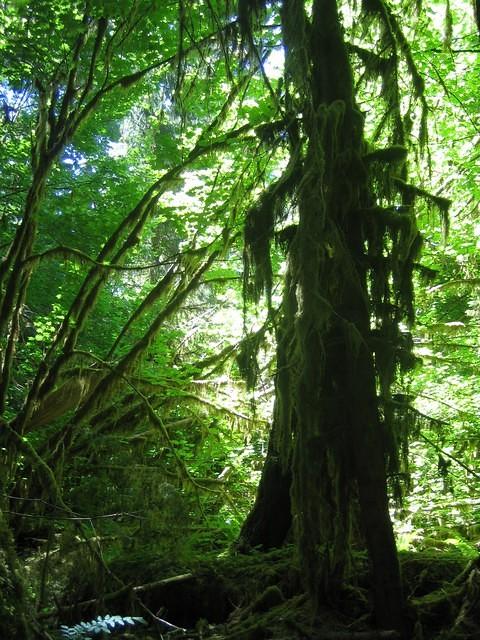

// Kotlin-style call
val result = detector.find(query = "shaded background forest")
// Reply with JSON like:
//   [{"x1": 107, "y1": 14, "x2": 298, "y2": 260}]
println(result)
[{"x1": 0, "y1": 0, "x2": 479, "y2": 638}]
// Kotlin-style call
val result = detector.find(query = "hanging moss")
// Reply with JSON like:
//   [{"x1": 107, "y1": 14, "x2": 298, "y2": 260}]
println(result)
[
  {"x1": 393, "y1": 177, "x2": 451, "y2": 236},
  {"x1": 237, "y1": 0, "x2": 268, "y2": 36},
  {"x1": 243, "y1": 196, "x2": 275, "y2": 304},
  {"x1": 237, "y1": 0, "x2": 269, "y2": 53},
  {"x1": 281, "y1": 0, "x2": 309, "y2": 92},
  {"x1": 242, "y1": 159, "x2": 301, "y2": 305},
  {"x1": 364, "y1": 145, "x2": 408, "y2": 164},
  {"x1": 236, "y1": 325, "x2": 268, "y2": 390}
]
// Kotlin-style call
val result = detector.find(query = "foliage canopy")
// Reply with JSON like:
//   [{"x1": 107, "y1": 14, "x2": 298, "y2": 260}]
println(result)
[{"x1": 0, "y1": 0, "x2": 479, "y2": 637}]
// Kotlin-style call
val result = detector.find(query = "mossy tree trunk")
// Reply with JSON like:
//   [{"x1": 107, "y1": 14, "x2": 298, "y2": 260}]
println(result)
[
  {"x1": 238, "y1": 423, "x2": 292, "y2": 551},
  {"x1": 240, "y1": 0, "x2": 426, "y2": 635}
]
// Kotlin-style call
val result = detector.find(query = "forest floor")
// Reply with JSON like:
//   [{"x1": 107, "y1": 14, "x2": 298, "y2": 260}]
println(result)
[{"x1": 39, "y1": 543, "x2": 480, "y2": 640}]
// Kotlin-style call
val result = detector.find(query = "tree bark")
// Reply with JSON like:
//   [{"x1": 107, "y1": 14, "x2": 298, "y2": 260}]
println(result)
[
  {"x1": 238, "y1": 430, "x2": 291, "y2": 550},
  {"x1": 240, "y1": 0, "x2": 409, "y2": 634}
]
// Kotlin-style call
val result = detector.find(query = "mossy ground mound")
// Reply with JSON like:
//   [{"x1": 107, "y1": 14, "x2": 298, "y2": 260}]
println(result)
[{"x1": 37, "y1": 543, "x2": 480, "y2": 639}]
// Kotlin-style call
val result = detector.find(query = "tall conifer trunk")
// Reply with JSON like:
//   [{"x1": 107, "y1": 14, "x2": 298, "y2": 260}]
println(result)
[{"x1": 240, "y1": 0, "x2": 416, "y2": 634}]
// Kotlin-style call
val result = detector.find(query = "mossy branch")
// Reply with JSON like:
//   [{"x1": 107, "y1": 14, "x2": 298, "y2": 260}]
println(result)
[
  {"x1": 427, "y1": 278, "x2": 480, "y2": 293},
  {"x1": 22, "y1": 246, "x2": 177, "y2": 272},
  {"x1": 393, "y1": 177, "x2": 451, "y2": 234}
]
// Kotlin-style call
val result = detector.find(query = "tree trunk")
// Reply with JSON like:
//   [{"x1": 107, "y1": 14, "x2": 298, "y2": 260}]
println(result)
[
  {"x1": 238, "y1": 429, "x2": 291, "y2": 550},
  {"x1": 240, "y1": 0, "x2": 412, "y2": 634},
  {"x1": 343, "y1": 304, "x2": 405, "y2": 633},
  {"x1": 356, "y1": 457, "x2": 405, "y2": 632}
]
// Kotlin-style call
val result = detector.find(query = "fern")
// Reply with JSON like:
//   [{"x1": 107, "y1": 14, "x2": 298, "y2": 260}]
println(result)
[{"x1": 59, "y1": 614, "x2": 147, "y2": 639}]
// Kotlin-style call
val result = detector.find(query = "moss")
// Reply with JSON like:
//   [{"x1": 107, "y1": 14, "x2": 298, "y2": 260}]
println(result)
[
  {"x1": 238, "y1": 0, "x2": 268, "y2": 43},
  {"x1": 226, "y1": 594, "x2": 312, "y2": 640},
  {"x1": 243, "y1": 197, "x2": 275, "y2": 304},
  {"x1": 400, "y1": 549, "x2": 469, "y2": 597},
  {"x1": 250, "y1": 585, "x2": 285, "y2": 614},
  {"x1": 364, "y1": 145, "x2": 408, "y2": 164},
  {"x1": 0, "y1": 512, "x2": 35, "y2": 639},
  {"x1": 242, "y1": 158, "x2": 300, "y2": 306}
]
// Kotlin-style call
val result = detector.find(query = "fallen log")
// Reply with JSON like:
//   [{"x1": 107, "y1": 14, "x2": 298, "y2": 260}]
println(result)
[
  {"x1": 38, "y1": 572, "x2": 194, "y2": 619},
  {"x1": 314, "y1": 632, "x2": 401, "y2": 640}
]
